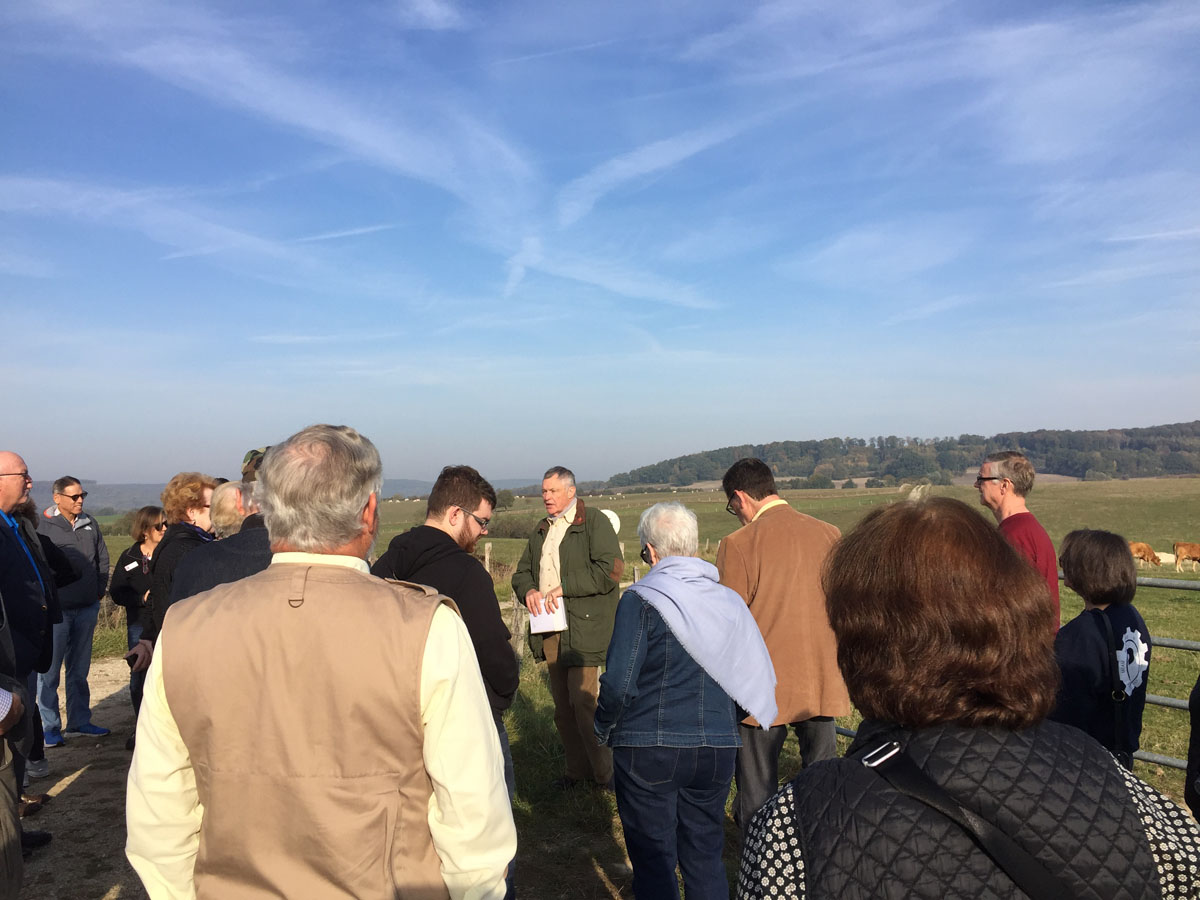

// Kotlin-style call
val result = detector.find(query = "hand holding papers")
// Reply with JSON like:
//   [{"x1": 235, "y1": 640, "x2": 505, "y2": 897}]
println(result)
[{"x1": 529, "y1": 602, "x2": 567, "y2": 634}]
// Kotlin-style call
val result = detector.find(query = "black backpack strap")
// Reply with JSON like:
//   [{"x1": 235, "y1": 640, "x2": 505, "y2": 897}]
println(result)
[
  {"x1": 859, "y1": 741, "x2": 1078, "y2": 900},
  {"x1": 1092, "y1": 608, "x2": 1129, "y2": 766}
]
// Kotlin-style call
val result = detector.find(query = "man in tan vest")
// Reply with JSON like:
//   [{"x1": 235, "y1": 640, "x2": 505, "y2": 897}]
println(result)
[
  {"x1": 126, "y1": 425, "x2": 515, "y2": 899},
  {"x1": 717, "y1": 458, "x2": 850, "y2": 832}
]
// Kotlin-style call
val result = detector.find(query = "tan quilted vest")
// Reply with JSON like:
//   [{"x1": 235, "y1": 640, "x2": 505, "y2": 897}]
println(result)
[{"x1": 162, "y1": 562, "x2": 454, "y2": 899}]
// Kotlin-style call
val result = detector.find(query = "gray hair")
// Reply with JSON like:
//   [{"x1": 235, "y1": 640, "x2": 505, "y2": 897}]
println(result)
[
  {"x1": 543, "y1": 466, "x2": 575, "y2": 489},
  {"x1": 209, "y1": 481, "x2": 248, "y2": 539},
  {"x1": 637, "y1": 502, "x2": 698, "y2": 559},
  {"x1": 257, "y1": 424, "x2": 383, "y2": 552}
]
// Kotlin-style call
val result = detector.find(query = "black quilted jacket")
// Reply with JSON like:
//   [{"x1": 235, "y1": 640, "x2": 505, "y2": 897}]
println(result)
[{"x1": 738, "y1": 718, "x2": 1200, "y2": 899}]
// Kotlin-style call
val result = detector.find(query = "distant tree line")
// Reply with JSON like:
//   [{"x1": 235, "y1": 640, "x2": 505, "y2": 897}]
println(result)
[{"x1": 604, "y1": 421, "x2": 1200, "y2": 489}]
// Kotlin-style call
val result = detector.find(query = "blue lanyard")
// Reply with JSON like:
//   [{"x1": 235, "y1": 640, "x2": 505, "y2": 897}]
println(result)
[{"x1": 0, "y1": 510, "x2": 47, "y2": 595}]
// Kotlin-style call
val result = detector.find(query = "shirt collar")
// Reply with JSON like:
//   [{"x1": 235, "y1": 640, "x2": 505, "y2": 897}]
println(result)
[
  {"x1": 751, "y1": 498, "x2": 789, "y2": 523},
  {"x1": 270, "y1": 552, "x2": 370, "y2": 574},
  {"x1": 550, "y1": 499, "x2": 578, "y2": 524}
]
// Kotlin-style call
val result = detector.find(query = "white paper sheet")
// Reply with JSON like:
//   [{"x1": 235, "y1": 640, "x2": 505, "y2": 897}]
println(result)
[{"x1": 529, "y1": 603, "x2": 567, "y2": 634}]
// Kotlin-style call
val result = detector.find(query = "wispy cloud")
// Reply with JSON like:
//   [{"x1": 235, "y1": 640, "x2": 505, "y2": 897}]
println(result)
[
  {"x1": 26, "y1": 0, "x2": 535, "y2": 220},
  {"x1": 556, "y1": 117, "x2": 765, "y2": 228},
  {"x1": 0, "y1": 176, "x2": 295, "y2": 264},
  {"x1": 660, "y1": 218, "x2": 774, "y2": 264},
  {"x1": 502, "y1": 236, "x2": 543, "y2": 298},
  {"x1": 0, "y1": 247, "x2": 56, "y2": 278},
  {"x1": 534, "y1": 252, "x2": 717, "y2": 310},
  {"x1": 392, "y1": 0, "x2": 467, "y2": 31},
  {"x1": 1106, "y1": 226, "x2": 1200, "y2": 244},
  {"x1": 291, "y1": 224, "x2": 397, "y2": 244},
  {"x1": 886, "y1": 295, "x2": 976, "y2": 325},
  {"x1": 250, "y1": 330, "x2": 405, "y2": 346},
  {"x1": 493, "y1": 37, "x2": 621, "y2": 66},
  {"x1": 780, "y1": 221, "x2": 971, "y2": 287}
]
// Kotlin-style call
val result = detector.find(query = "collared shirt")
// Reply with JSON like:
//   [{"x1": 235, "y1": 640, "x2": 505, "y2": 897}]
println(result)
[
  {"x1": 126, "y1": 554, "x2": 515, "y2": 900},
  {"x1": 751, "y1": 498, "x2": 788, "y2": 523},
  {"x1": 0, "y1": 689, "x2": 11, "y2": 723},
  {"x1": 538, "y1": 499, "x2": 577, "y2": 594}
]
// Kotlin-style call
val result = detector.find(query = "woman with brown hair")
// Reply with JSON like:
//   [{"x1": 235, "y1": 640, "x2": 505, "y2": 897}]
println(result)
[
  {"x1": 108, "y1": 506, "x2": 166, "y2": 748},
  {"x1": 127, "y1": 474, "x2": 217, "y2": 672},
  {"x1": 1050, "y1": 529, "x2": 1151, "y2": 770},
  {"x1": 738, "y1": 497, "x2": 1199, "y2": 900}
]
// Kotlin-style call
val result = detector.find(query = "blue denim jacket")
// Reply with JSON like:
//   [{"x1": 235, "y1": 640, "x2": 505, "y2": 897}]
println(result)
[{"x1": 594, "y1": 588, "x2": 741, "y2": 748}]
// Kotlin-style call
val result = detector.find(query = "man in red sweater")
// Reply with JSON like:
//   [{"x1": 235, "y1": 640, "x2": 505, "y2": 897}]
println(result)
[{"x1": 977, "y1": 450, "x2": 1060, "y2": 628}]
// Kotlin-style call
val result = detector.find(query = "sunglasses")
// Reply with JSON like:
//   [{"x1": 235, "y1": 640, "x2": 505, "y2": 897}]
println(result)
[
  {"x1": 59, "y1": 491, "x2": 88, "y2": 501},
  {"x1": 155, "y1": 522, "x2": 168, "y2": 530}
]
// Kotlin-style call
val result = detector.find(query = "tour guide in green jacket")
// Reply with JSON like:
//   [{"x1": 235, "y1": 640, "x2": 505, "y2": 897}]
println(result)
[{"x1": 513, "y1": 467, "x2": 623, "y2": 789}]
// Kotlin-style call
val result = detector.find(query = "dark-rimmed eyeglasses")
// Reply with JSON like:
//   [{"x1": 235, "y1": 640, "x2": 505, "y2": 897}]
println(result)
[
  {"x1": 0, "y1": 472, "x2": 32, "y2": 482},
  {"x1": 59, "y1": 491, "x2": 88, "y2": 501},
  {"x1": 457, "y1": 507, "x2": 490, "y2": 530},
  {"x1": 725, "y1": 496, "x2": 740, "y2": 516}
]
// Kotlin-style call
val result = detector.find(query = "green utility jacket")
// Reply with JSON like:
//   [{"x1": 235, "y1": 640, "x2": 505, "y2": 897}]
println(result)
[{"x1": 512, "y1": 499, "x2": 624, "y2": 667}]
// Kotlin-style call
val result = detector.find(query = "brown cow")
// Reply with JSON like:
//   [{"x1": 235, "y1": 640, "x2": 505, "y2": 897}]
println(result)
[
  {"x1": 1174, "y1": 541, "x2": 1200, "y2": 573},
  {"x1": 1129, "y1": 541, "x2": 1161, "y2": 567}
]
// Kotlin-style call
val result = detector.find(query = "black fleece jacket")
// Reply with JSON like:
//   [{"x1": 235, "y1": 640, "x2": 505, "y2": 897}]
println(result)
[{"x1": 372, "y1": 525, "x2": 518, "y2": 712}]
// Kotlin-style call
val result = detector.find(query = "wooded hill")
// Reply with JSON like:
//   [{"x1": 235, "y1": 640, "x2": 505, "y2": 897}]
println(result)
[{"x1": 604, "y1": 421, "x2": 1200, "y2": 490}]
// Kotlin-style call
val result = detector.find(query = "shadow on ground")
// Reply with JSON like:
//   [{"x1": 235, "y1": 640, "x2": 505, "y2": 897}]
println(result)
[{"x1": 22, "y1": 658, "x2": 146, "y2": 899}]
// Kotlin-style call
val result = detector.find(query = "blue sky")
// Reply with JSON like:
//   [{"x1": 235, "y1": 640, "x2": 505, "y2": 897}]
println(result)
[{"x1": 2, "y1": 0, "x2": 1198, "y2": 484}]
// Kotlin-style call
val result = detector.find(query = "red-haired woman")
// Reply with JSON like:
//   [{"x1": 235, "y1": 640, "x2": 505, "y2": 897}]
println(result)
[
  {"x1": 738, "y1": 497, "x2": 1200, "y2": 900},
  {"x1": 127, "y1": 473, "x2": 217, "y2": 672}
]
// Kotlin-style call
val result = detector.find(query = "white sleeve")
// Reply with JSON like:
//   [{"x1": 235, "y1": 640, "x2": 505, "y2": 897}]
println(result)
[
  {"x1": 422, "y1": 604, "x2": 517, "y2": 900},
  {"x1": 125, "y1": 631, "x2": 203, "y2": 900}
]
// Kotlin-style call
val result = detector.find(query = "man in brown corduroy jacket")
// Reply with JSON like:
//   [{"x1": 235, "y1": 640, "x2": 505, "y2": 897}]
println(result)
[{"x1": 717, "y1": 458, "x2": 850, "y2": 832}]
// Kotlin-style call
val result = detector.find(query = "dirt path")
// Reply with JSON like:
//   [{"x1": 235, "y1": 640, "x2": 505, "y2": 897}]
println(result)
[{"x1": 22, "y1": 657, "x2": 145, "y2": 899}]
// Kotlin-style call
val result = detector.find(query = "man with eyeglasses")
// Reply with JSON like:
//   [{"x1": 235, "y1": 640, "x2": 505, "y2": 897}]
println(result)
[
  {"x1": 717, "y1": 457, "x2": 849, "y2": 834},
  {"x1": 0, "y1": 451, "x2": 57, "y2": 855},
  {"x1": 36, "y1": 476, "x2": 110, "y2": 745},
  {"x1": 372, "y1": 465, "x2": 519, "y2": 896},
  {"x1": 976, "y1": 451, "x2": 1060, "y2": 628}
]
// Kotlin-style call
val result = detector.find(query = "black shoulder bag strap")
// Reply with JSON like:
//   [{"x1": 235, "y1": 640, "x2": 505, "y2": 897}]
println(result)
[
  {"x1": 1093, "y1": 608, "x2": 1130, "y2": 767},
  {"x1": 860, "y1": 741, "x2": 1078, "y2": 900}
]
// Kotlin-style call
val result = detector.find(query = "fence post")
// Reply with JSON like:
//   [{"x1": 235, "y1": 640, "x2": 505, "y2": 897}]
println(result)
[{"x1": 484, "y1": 541, "x2": 492, "y2": 573}]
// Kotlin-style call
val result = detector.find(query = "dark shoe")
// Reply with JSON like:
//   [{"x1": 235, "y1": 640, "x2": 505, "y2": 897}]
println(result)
[
  {"x1": 18, "y1": 798, "x2": 42, "y2": 818},
  {"x1": 65, "y1": 723, "x2": 110, "y2": 737},
  {"x1": 125, "y1": 734, "x2": 136, "y2": 751},
  {"x1": 550, "y1": 776, "x2": 584, "y2": 791},
  {"x1": 43, "y1": 730, "x2": 65, "y2": 748},
  {"x1": 20, "y1": 829, "x2": 52, "y2": 850}
]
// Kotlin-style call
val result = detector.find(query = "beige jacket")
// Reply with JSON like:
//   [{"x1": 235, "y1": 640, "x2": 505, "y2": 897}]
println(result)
[
  {"x1": 717, "y1": 503, "x2": 850, "y2": 727},
  {"x1": 127, "y1": 555, "x2": 514, "y2": 900}
]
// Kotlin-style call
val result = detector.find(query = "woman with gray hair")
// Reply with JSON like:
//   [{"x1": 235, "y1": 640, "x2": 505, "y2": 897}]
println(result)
[{"x1": 595, "y1": 502, "x2": 775, "y2": 899}]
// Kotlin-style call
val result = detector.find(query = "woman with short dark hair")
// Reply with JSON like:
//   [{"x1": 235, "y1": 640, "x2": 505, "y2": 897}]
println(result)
[
  {"x1": 108, "y1": 506, "x2": 166, "y2": 748},
  {"x1": 1049, "y1": 529, "x2": 1150, "y2": 769},
  {"x1": 738, "y1": 497, "x2": 1200, "y2": 900}
]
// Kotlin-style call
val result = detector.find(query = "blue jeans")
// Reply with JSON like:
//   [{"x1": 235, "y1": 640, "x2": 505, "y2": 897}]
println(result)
[
  {"x1": 613, "y1": 745, "x2": 736, "y2": 900},
  {"x1": 37, "y1": 603, "x2": 100, "y2": 733},
  {"x1": 128, "y1": 623, "x2": 147, "y2": 717}
]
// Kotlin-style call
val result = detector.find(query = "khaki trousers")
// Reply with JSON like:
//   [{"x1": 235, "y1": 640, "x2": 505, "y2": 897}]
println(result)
[{"x1": 543, "y1": 634, "x2": 613, "y2": 784}]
